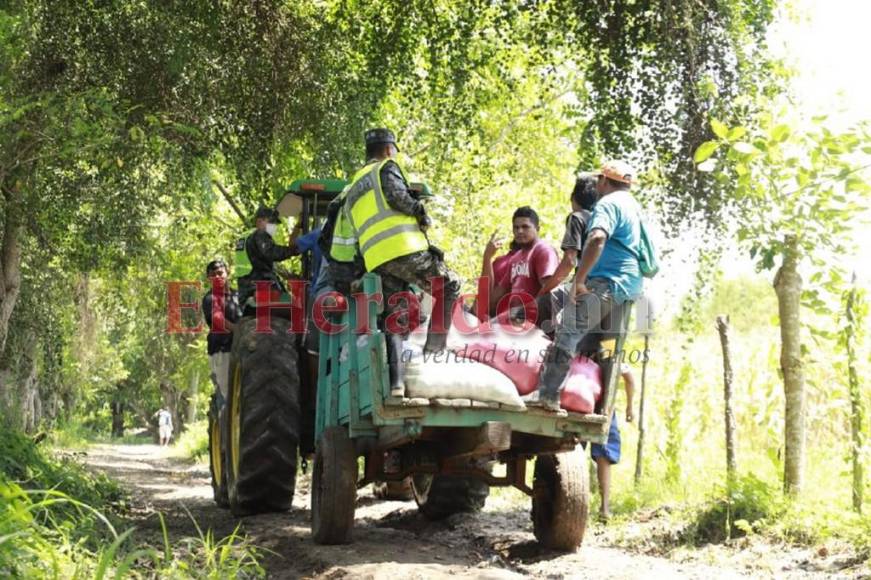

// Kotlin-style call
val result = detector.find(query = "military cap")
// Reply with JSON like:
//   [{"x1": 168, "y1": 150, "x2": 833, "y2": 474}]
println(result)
[
  {"x1": 364, "y1": 128, "x2": 398, "y2": 150},
  {"x1": 254, "y1": 206, "x2": 279, "y2": 223}
]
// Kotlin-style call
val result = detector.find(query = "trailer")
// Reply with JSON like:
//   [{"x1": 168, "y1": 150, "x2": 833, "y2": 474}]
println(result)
[{"x1": 311, "y1": 273, "x2": 629, "y2": 550}]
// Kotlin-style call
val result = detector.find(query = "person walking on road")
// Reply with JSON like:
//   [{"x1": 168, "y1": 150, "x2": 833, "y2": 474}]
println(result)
[{"x1": 156, "y1": 407, "x2": 173, "y2": 446}]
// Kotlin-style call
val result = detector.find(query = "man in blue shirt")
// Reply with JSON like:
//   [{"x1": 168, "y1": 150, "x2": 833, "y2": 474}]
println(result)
[
  {"x1": 533, "y1": 160, "x2": 644, "y2": 411},
  {"x1": 294, "y1": 225, "x2": 323, "y2": 299}
]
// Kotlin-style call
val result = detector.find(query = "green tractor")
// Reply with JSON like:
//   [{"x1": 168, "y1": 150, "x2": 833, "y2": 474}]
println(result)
[
  {"x1": 208, "y1": 177, "x2": 628, "y2": 552},
  {"x1": 208, "y1": 178, "x2": 345, "y2": 515}
]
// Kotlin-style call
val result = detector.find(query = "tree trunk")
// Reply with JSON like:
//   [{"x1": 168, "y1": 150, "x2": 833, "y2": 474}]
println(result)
[
  {"x1": 186, "y1": 367, "x2": 200, "y2": 425},
  {"x1": 717, "y1": 315, "x2": 737, "y2": 486},
  {"x1": 0, "y1": 186, "x2": 23, "y2": 358},
  {"x1": 634, "y1": 334, "x2": 650, "y2": 486},
  {"x1": 774, "y1": 235, "x2": 805, "y2": 496},
  {"x1": 844, "y1": 274, "x2": 865, "y2": 513},
  {"x1": 111, "y1": 401, "x2": 124, "y2": 438}
]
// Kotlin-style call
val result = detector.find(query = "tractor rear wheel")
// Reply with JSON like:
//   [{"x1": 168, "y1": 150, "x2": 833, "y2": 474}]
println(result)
[
  {"x1": 531, "y1": 447, "x2": 589, "y2": 551},
  {"x1": 411, "y1": 474, "x2": 489, "y2": 520},
  {"x1": 208, "y1": 394, "x2": 228, "y2": 508},
  {"x1": 226, "y1": 317, "x2": 300, "y2": 516},
  {"x1": 311, "y1": 426, "x2": 357, "y2": 544}
]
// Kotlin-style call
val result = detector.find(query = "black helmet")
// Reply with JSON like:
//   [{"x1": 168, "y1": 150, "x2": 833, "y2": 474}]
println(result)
[
  {"x1": 206, "y1": 259, "x2": 227, "y2": 277},
  {"x1": 254, "y1": 206, "x2": 279, "y2": 223},
  {"x1": 364, "y1": 128, "x2": 398, "y2": 150}
]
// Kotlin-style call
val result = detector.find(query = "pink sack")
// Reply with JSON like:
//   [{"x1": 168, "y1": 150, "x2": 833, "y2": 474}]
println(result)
[
  {"x1": 450, "y1": 317, "x2": 550, "y2": 396},
  {"x1": 560, "y1": 356, "x2": 603, "y2": 414},
  {"x1": 454, "y1": 340, "x2": 545, "y2": 395}
]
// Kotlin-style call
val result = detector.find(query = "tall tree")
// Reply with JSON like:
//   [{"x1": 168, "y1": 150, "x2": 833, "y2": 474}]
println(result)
[
  {"x1": 843, "y1": 274, "x2": 866, "y2": 513},
  {"x1": 696, "y1": 114, "x2": 871, "y2": 495}
]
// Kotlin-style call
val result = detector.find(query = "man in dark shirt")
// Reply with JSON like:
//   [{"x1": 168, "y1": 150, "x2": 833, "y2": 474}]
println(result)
[
  {"x1": 535, "y1": 174, "x2": 599, "y2": 332},
  {"x1": 202, "y1": 259, "x2": 242, "y2": 401},
  {"x1": 239, "y1": 206, "x2": 302, "y2": 308}
]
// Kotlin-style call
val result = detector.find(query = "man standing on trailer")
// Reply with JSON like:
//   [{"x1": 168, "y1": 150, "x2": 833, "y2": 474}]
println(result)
[
  {"x1": 532, "y1": 161, "x2": 645, "y2": 411},
  {"x1": 338, "y1": 128, "x2": 461, "y2": 395}
]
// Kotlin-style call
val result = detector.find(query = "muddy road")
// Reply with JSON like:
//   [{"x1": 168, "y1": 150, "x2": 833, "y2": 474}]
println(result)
[{"x1": 81, "y1": 444, "x2": 865, "y2": 579}]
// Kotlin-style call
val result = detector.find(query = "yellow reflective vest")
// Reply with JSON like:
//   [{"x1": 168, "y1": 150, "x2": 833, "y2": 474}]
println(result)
[
  {"x1": 329, "y1": 187, "x2": 356, "y2": 263},
  {"x1": 343, "y1": 159, "x2": 428, "y2": 271}
]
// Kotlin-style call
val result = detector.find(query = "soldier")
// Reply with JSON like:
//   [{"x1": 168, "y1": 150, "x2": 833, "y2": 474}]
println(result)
[
  {"x1": 338, "y1": 128, "x2": 461, "y2": 395},
  {"x1": 237, "y1": 206, "x2": 302, "y2": 309}
]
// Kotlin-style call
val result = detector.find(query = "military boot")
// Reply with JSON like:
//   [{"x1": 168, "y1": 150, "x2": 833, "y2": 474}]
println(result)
[{"x1": 386, "y1": 333, "x2": 406, "y2": 397}]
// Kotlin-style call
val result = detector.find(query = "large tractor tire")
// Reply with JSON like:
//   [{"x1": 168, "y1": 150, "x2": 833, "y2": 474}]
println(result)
[
  {"x1": 311, "y1": 426, "x2": 357, "y2": 544},
  {"x1": 411, "y1": 474, "x2": 489, "y2": 520},
  {"x1": 372, "y1": 477, "x2": 414, "y2": 501},
  {"x1": 226, "y1": 316, "x2": 301, "y2": 516},
  {"x1": 532, "y1": 447, "x2": 589, "y2": 551},
  {"x1": 208, "y1": 394, "x2": 228, "y2": 508}
]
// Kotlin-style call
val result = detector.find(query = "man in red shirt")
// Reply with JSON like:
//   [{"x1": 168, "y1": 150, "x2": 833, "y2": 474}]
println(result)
[{"x1": 482, "y1": 206, "x2": 559, "y2": 319}]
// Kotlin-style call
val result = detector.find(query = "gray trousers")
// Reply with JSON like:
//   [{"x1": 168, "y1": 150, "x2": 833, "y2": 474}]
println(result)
[{"x1": 538, "y1": 278, "x2": 628, "y2": 401}]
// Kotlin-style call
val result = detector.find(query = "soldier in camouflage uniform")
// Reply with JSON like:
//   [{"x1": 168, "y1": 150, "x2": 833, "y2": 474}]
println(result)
[{"x1": 337, "y1": 129, "x2": 461, "y2": 394}]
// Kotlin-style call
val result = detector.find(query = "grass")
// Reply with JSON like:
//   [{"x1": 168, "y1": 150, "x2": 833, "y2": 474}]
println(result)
[
  {"x1": 596, "y1": 319, "x2": 871, "y2": 559},
  {"x1": 172, "y1": 419, "x2": 210, "y2": 463},
  {"x1": 0, "y1": 423, "x2": 264, "y2": 579},
  {"x1": 50, "y1": 421, "x2": 155, "y2": 451}
]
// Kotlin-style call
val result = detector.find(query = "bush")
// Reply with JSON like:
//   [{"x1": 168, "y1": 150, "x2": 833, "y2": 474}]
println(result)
[
  {"x1": 0, "y1": 424, "x2": 264, "y2": 578},
  {"x1": 0, "y1": 424, "x2": 125, "y2": 540},
  {"x1": 690, "y1": 474, "x2": 785, "y2": 544},
  {"x1": 173, "y1": 419, "x2": 210, "y2": 462}
]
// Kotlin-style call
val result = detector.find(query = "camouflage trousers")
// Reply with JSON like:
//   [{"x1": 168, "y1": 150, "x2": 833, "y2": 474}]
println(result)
[{"x1": 375, "y1": 250, "x2": 461, "y2": 348}]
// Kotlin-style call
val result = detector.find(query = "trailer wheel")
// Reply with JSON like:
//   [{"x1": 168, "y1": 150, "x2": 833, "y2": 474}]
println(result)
[
  {"x1": 411, "y1": 474, "x2": 489, "y2": 520},
  {"x1": 311, "y1": 426, "x2": 357, "y2": 544},
  {"x1": 226, "y1": 317, "x2": 300, "y2": 516},
  {"x1": 373, "y1": 478, "x2": 414, "y2": 501},
  {"x1": 532, "y1": 447, "x2": 589, "y2": 551},
  {"x1": 208, "y1": 394, "x2": 228, "y2": 508}
]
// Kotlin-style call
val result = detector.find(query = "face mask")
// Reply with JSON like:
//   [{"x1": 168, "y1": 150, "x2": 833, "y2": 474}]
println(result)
[{"x1": 265, "y1": 223, "x2": 277, "y2": 236}]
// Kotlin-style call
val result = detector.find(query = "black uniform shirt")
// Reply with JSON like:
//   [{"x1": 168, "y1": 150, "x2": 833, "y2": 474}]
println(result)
[
  {"x1": 202, "y1": 288, "x2": 242, "y2": 354},
  {"x1": 246, "y1": 229, "x2": 298, "y2": 279},
  {"x1": 380, "y1": 160, "x2": 426, "y2": 219},
  {"x1": 561, "y1": 210, "x2": 592, "y2": 270}
]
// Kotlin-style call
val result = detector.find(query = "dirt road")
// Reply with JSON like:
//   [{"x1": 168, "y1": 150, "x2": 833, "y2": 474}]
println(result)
[{"x1": 81, "y1": 444, "x2": 865, "y2": 579}]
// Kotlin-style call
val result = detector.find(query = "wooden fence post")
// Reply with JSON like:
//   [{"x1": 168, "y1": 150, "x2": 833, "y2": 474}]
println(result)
[
  {"x1": 717, "y1": 315, "x2": 737, "y2": 485},
  {"x1": 634, "y1": 295, "x2": 655, "y2": 486}
]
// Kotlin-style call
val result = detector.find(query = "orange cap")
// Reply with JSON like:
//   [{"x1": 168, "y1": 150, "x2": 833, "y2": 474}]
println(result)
[{"x1": 596, "y1": 160, "x2": 635, "y2": 185}]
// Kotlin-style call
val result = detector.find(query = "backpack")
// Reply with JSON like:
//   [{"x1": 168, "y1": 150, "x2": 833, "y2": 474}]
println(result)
[{"x1": 614, "y1": 218, "x2": 660, "y2": 279}]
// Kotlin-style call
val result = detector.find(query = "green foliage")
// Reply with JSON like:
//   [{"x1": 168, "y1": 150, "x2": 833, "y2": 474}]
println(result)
[
  {"x1": 665, "y1": 361, "x2": 692, "y2": 485},
  {"x1": 695, "y1": 113, "x2": 871, "y2": 300},
  {"x1": 0, "y1": 424, "x2": 263, "y2": 578},
  {"x1": 690, "y1": 474, "x2": 785, "y2": 544},
  {"x1": 0, "y1": 424, "x2": 124, "y2": 524},
  {"x1": 174, "y1": 419, "x2": 210, "y2": 463},
  {"x1": 0, "y1": 478, "x2": 264, "y2": 579},
  {"x1": 700, "y1": 275, "x2": 779, "y2": 334}
]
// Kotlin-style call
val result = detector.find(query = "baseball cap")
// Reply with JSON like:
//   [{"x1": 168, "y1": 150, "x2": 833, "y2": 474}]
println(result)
[{"x1": 595, "y1": 160, "x2": 635, "y2": 185}]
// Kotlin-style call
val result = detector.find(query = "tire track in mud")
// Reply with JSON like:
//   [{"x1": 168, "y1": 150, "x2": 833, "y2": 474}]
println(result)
[{"x1": 82, "y1": 443, "x2": 866, "y2": 579}]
